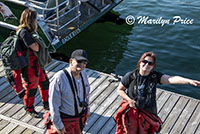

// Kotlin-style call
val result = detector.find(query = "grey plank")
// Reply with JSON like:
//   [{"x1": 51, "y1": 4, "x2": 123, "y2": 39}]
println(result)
[
  {"x1": 9, "y1": 126, "x2": 28, "y2": 134},
  {"x1": 182, "y1": 103, "x2": 200, "y2": 134},
  {"x1": 170, "y1": 99, "x2": 198, "y2": 134},
  {"x1": 0, "y1": 92, "x2": 43, "y2": 133},
  {"x1": 96, "y1": 97, "x2": 122, "y2": 134},
  {"x1": 0, "y1": 119, "x2": 9, "y2": 131},
  {"x1": 89, "y1": 74, "x2": 107, "y2": 94},
  {"x1": 110, "y1": 126, "x2": 117, "y2": 134},
  {"x1": 84, "y1": 83, "x2": 119, "y2": 132},
  {"x1": 159, "y1": 94, "x2": 180, "y2": 122},
  {"x1": 21, "y1": 129, "x2": 35, "y2": 134},
  {"x1": 89, "y1": 77, "x2": 112, "y2": 105},
  {"x1": 88, "y1": 107, "x2": 117, "y2": 133},
  {"x1": 157, "y1": 91, "x2": 171, "y2": 113},
  {"x1": 0, "y1": 77, "x2": 6, "y2": 86},
  {"x1": 160, "y1": 97, "x2": 189, "y2": 133},
  {"x1": 0, "y1": 122, "x2": 18, "y2": 134},
  {"x1": 156, "y1": 88, "x2": 164, "y2": 100},
  {"x1": 33, "y1": 131, "x2": 42, "y2": 134},
  {"x1": 87, "y1": 71, "x2": 101, "y2": 85},
  {"x1": 194, "y1": 124, "x2": 200, "y2": 134},
  {"x1": 0, "y1": 82, "x2": 10, "y2": 93}
]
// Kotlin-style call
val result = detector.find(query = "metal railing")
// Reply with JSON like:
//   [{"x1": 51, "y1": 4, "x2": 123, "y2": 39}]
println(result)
[{"x1": 25, "y1": 0, "x2": 81, "y2": 37}]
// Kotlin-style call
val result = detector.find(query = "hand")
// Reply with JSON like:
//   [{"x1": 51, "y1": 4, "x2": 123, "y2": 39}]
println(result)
[
  {"x1": 127, "y1": 99, "x2": 137, "y2": 109},
  {"x1": 57, "y1": 127, "x2": 66, "y2": 134},
  {"x1": 189, "y1": 80, "x2": 200, "y2": 87}
]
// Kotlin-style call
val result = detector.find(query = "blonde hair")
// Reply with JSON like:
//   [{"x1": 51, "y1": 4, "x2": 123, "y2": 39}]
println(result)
[{"x1": 17, "y1": 8, "x2": 37, "y2": 32}]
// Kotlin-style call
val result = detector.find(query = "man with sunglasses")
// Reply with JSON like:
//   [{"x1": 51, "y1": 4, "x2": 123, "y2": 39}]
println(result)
[
  {"x1": 116, "y1": 51, "x2": 200, "y2": 134},
  {"x1": 48, "y1": 49, "x2": 90, "y2": 134}
]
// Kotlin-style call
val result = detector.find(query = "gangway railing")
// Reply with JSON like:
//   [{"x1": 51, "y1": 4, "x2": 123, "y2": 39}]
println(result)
[{"x1": 20, "y1": 0, "x2": 81, "y2": 39}]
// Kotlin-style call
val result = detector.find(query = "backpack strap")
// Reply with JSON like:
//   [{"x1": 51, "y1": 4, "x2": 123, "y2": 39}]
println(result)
[
  {"x1": 63, "y1": 69, "x2": 79, "y2": 116},
  {"x1": 16, "y1": 28, "x2": 30, "y2": 68}
]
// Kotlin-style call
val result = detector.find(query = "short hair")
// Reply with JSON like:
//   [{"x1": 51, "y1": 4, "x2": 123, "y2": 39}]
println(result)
[{"x1": 137, "y1": 51, "x2": 156, "y2": 70}]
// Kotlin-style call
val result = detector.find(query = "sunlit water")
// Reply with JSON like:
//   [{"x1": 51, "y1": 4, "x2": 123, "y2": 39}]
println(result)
[{"x1": 57, "y1": 0, "x2": 200, "y2": 99}]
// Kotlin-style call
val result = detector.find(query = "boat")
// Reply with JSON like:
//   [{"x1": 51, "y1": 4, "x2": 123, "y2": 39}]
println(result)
[{"x1": 0, "y1": 0, "x2": 123, "y2": 52}]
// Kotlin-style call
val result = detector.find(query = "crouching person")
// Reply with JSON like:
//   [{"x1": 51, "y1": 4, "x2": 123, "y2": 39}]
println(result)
[{"x1": 45, "y1": 49, "x2": 90, "y2": 134}]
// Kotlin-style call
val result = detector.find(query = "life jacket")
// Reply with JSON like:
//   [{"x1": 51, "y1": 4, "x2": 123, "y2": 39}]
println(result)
[{"x1": 114, "y1": 100, "x2": 162, "y2": 134}]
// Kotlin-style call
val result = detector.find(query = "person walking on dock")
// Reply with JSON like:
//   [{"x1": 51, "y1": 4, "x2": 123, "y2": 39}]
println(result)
[
  {"x1": 47, "y1": 49, "x2": 90, "y2": 134},
  {"x1": 7, "y1": 8, "x2": 50, "y2": 118},
  {"x1": 115, "y1": 51, "x2": 200, "y2": 134}
]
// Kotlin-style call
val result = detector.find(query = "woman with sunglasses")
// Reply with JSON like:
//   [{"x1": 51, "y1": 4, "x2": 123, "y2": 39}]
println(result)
[{"x1": 116, "y1": 51, "x2": 200, "y2": 134}]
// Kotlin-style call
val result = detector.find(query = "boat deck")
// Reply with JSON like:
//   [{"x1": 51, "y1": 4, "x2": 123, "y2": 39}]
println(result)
[{"x1": 0, "y1": 59, "x2": 199, "y2": 134}]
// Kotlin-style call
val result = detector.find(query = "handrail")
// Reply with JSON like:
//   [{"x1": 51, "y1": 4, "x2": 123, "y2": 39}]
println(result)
[
  {"x1": 44, "y1": 4, "x2": 80, "y2": 23},
  {"x1": 26, "y1": 0, "x2": 45, "y2": 6},
  {"x1": 7, "y1": 0, "x2": 69, "y2": 11},
  {"x1": 59, "y1": 12, "x2": 81, "y2": 30}
]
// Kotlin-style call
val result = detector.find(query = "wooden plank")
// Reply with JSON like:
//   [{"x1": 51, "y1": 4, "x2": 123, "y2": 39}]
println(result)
[
  {"x1": 85, "y1": 69, "x2": 96, "y2": 79},
  {"x1": 89, "y1": 74, "x2": 108, "y2": 94},
  {"x1": 12, "y1": 102, "x2": 44, "y2": 134},
  {"x1": 96, "y1": 97, "x2": 122, "y2": 134},
  {"x1": 160, "y1": 97, "x2": 189, "y2": 133},
  {"x1": 0, "y1": 82, "x2": 10, "y2": 93},
  {"x1": 110, "y1": 126, "x2": 117, "y2": 134},
  {"x1": 92, "y1": 82, "x2": 118, "y2": 106},
  {"x1": 0, "y1": 77, "x2": 6, "y2": 86},
  {"x1": 87, "y1": 71, "x2": 101, "y2": 85},
  {"x1": 182, "y1": 103, "x2": 200, "y2": 134},
  {"x1": 0, "y1": 119, "x2": 10, "y2": 130},
  {"x1": 0, "y1": 114, "x2": 43, "y2": 133},
  {"x1": 21, "y1": 129, "x2": 35, "y2": 134},
  {"x1": 194, "y1": 124, "x2": 200, "y2": 134},
  {"x1": 33, "y1": 132, "x2": 42, "y2": 134},
  {"x1": 156, "y1": 88, "x2": 164, "y2": 100},
  {"x1": 0, "y1": 94, "x2": 21, "y2": 113},
  {"x1": 157, "y1": 91, "x2": 171, "y2": 113},
  {"x1": 0, "y1": 91, "x2": 43, "y2": 133},
  {"x1": 0, "y1": 86, "x2": 13, "y2": 104},
  {"x1": 158, "y1": 94, "x2": 180, "y2": 122},
  {"x1": 84, "y1": 83, "x2": 119, "y2": 132},
  {"x1": 9, "y1": 126, "x2": 33, "y2": 134},
  {"x1": 89, "y1": 77, "x2": 112, "y2": 105},
  {"x1": 0, "y1": 122, "x2": 18, "y2": 134},
  {"x1": 170, "y1": 99, "x2": 198, "y2": 134},
  {"x1": 87, "y1": 107, "x2": 117, "y2": 133}
]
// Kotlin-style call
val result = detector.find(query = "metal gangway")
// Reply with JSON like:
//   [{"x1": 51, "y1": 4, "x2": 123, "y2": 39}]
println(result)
[{"x1": 5, "y1": 0, "x2": 119, "y2": 50}]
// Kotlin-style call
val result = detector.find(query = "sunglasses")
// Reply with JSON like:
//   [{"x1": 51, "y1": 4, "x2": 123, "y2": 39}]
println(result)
[
  {"x1": 77, "y1": 60, "x2": 88, "y2": 65},
  {"x1": 142, "y1": 59, "x2": 154, "y2": 66}
]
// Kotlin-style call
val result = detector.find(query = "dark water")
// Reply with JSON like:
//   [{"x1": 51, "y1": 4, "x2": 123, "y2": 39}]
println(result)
[{"x1": 57, "y1": 0, "x2": 200, "y2": 99}]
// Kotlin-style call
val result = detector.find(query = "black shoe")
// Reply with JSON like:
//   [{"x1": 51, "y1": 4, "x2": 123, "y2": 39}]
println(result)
[
  {"x1": 43, "y1": 101, "x2": 49, "y2": 110},
  {"x1": 26, "y1": 109, "x2": 39, "y2": 118}
]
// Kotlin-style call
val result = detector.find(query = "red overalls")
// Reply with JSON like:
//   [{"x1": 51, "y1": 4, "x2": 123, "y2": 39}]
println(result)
[
  {"x1": 43, "y1": 111, "x2": 87, "y2": 134},
  {"x1": 114, "y1": 100, "x2": 162, "y2": 134},
  {"x1": 8, "y1": 50, "x2": 49, "y2": 112}
]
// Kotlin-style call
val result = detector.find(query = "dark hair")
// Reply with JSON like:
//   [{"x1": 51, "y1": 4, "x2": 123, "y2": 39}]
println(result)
[
  {"x1": 17, "y1": 8, "x2": 37, "y2": 32},
  {"x1": 137, "y1": 51, "x2": 156, "y2": 70}
]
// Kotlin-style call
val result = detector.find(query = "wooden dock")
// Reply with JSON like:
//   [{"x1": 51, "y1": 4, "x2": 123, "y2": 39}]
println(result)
[{"x1": 0, "y1": 59, "x2": 199, "y2": 134}]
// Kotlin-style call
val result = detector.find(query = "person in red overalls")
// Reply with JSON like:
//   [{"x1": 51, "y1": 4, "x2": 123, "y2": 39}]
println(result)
[
  {"x1": 116, "y1": 51, "x2": 200, "y2": 134},
  {"x1": 8, "y1": 8, "x2": 49, "y2": 118}
]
